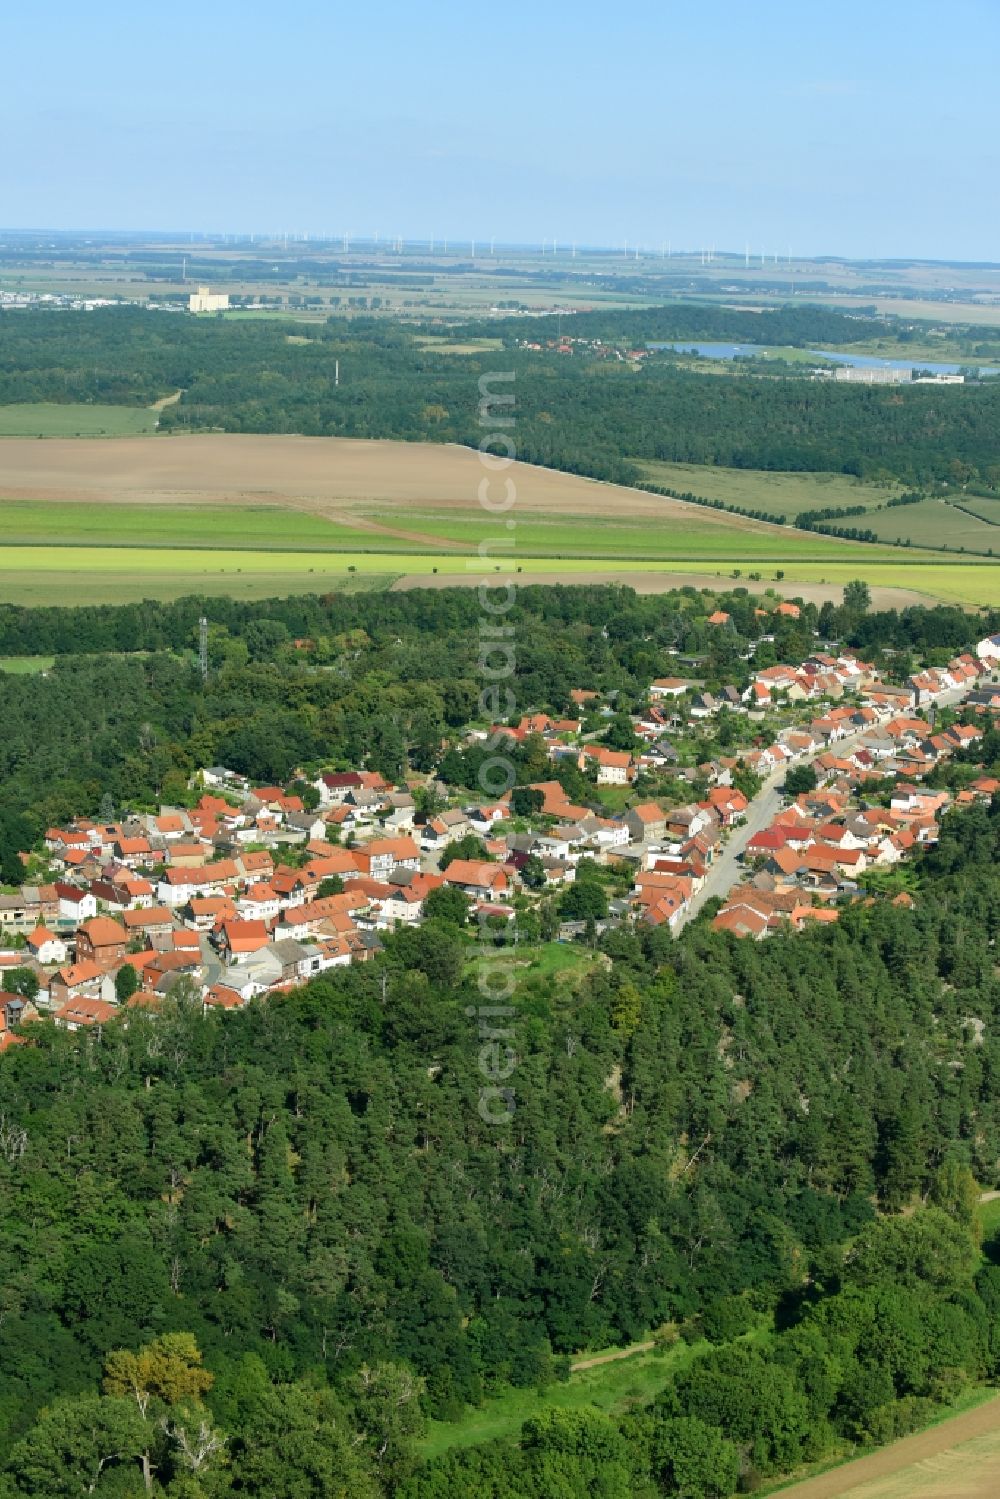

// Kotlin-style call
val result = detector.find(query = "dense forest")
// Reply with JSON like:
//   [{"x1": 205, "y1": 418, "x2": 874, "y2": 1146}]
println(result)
[
  {"x1": 447, "y1": 301, "x2": 890, "y2": 348},
  {"x1": 2, "y1": 802, "x2": 1000, "y2": 1493},
  {"x1": 4, "y1": 306, "x2": 1000, "y2": 483}
]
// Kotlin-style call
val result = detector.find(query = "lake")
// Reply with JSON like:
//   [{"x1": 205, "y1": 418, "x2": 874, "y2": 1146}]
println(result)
[{"x1": 647, "y1": 342, "x2": 998, "y2": 378}]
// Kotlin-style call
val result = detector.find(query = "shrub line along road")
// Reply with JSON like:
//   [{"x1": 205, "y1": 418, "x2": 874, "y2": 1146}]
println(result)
[{"x1": 676, "y1": 684, "x2": 974, "y2": 931}]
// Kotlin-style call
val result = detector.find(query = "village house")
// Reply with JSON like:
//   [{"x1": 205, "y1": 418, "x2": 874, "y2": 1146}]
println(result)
[
  {"x1": 352, "y1": 836, "x2": 421, "y2": 882},
  {"x1": 0, "y1": 992, "x2": 32, "y2": 1052},
  {"x1": 50, "y1": 961, "x2": 117, "y2": 1009},
  {"x1": 216, "y1": 921, "x2": 270, "y2": 960},
  {"x1": 53, "y1": 995, "x2": 120, "y2": 1031},
  {"x1": 581, "y1": 745, "x2": 633, "y2": 785},
  {"x1": 649, "y1": 677, "x2": 690, "y2": 700},
  {"x1": 55, "y1": 884, "x2": 97, "y2": 925},
  {"x1": 25, "y1": 925, "x2": 68, "y2": 966},
  {"x1": 75, "y1": 916, "x2": 128, "y2": 965},
  {"x1": 235, "y1": 883, "x2": 282, "y2": 924},
  {"x1": 380, "y1": 872, "x2": 446, "y2": 926},
  {"x1": 442, "y1": 860, "x2": 509, "y2": 901},
  {"x1": 421, "y1": 810, "x2": 473, "y2": 849},
  {"x1": 625, "y1": 802, "x2": 668, "y2": 843},
  {"x1": 121, "y1": 906, "x2": 177, "y2": 950}
]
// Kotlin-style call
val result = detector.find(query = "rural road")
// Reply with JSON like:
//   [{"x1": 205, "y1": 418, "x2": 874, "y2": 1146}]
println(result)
[
  {"x1": 676, "y1": 685, "x2": 973, "y2": 931},
  {"x1": 773, "y1": 1393, "x2": 1000, "y2": 1497}
]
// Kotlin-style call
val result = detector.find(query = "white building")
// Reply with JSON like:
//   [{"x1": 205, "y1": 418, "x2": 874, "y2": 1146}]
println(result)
[{"x1": 189, "y1": 286, "x2": 229, "y2": 314}]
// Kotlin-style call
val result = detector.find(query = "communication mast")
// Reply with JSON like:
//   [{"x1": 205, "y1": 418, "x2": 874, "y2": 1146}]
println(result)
[{"x1": 198, "y1": 617, "x2": 208, "y2": 681}]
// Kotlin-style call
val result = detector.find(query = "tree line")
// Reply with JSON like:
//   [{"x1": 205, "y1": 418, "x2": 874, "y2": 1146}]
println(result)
[{"x1": 4, "y1": 307, "x2": 1000, "y2": 485}]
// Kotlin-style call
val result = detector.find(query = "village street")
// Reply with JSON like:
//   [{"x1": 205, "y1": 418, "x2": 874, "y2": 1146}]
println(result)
[{"x1": 677, "y1": 683, "x2": 974, "y2": 929}]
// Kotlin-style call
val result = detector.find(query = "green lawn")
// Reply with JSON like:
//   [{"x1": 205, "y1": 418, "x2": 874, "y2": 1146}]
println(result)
[
  {"x1": 366, "y1": 508, "x2": 925, "y2": 563},
  {"x1": 591, "y1": 785, "x2": 634, "y2": 813},
  {"x1": 512, "y1": 943, "x2": 601, "y2": 984},
  {"x1": 463, "y1": 942, "x2": 600, "y2": 992},
  {"x1": 0, "y1": 404, "x2": 157, "y2": 437}
]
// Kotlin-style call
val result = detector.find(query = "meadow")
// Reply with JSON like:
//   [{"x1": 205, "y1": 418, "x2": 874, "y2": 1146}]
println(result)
[
  {"x1": 638, "y1": 460, "x2": 903, "y2": 518},
  {"x1": 859, "y1": 498, "x2": 1000, "y2": 553},
  {"x1": 0, "y1": 500, "x2": 368, "y2": 551},
  {"x1": 948, "y1": 494, "x2": 1000, "y2": 526},
  {"x1": 0, "y1": 402, "x2": 157, "y2": 437},
  {"x1": 0, "y1": 655, "x2": 55, "y2": 674},
  {"x1": 420, "y1": 1339, "x2": 702, "y2": 1460},
  {"x1": 0, "y1": 493, "x2": 937, "y2": 564}
]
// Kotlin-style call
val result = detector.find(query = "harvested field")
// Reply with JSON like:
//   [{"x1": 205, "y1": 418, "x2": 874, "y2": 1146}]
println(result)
[
  {"x1": 0, "y1": 434, "x2": 934, "y2": 567},
  {"x1": 0, "y1": 433, "x2": 996, "y2": 607},
  {"x1": 775, "y1": 1394, "x2": 1000, "y2": 1498},
  {"x1": 0, "y1": 433, "x2": 806, "y2": 528}
]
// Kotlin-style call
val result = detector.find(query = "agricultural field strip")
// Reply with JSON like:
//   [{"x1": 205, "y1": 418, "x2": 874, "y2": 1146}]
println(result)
[
  {"x1": 1, "y1": 550, "x2": 1000, "y2": 607},
  {"x1": 0, "y1": 498, "x2": 950, "y2": 563},
  {"x1": 638, "y1": 460, "x2": 906, "y2": 518},
  {"x1": 639, "y1": 460, "x2": 1000, "y2": 554},
  {"x1": 3, "y1": 435, "x2": 1000, "y2": 601},
  {"x1": 0, "y1": 433, "x2": 964, "y2": 562},
  {"x1": 0, "y1": 402, "x2": 157, "y2": 437}
]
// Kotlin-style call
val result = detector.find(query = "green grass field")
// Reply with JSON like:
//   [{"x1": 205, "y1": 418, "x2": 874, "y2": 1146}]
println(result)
[
  {"x1": 363, "y1": 506, "x2": 919, "y2": 561},
  {"x1": 0, "y1": 501, "x2": 373, "y2": 551},
  {"x1": 0, "y1": 546, "x2": 999, "y2": 605},
  {"x1": 0, "y1": 496, "x2": 947, "y2": 565},
  {"x1": 0, "y1": 655, "x2": 55, "y2": 674},
  {"x1": 638, "y1": 461, "x2": 903, "y2": 519},
  {"x1": 0, "y1": 404, "x2": 157, "y2": 437},
  {"x1": 949, "y1": 494, "x2": 1000, "y2": 527},
  {"x1": 420, "y1": 1340, "x2": 701, "y2": 1460},
  {"x1": 414, "y1": 335, "x2": 505, "y2": 354},
  {"x1": 859, "y1": 498, "x2": 1000, "y2": 554},
  {"x1": 978, "y1": 1195, "x2": 1000, "y2": 1244}
]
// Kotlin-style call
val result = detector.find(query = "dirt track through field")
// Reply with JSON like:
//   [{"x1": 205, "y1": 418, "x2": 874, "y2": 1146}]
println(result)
[{"x1": 776, "y1": 1394, "x2": 1000, "y2": 1498}]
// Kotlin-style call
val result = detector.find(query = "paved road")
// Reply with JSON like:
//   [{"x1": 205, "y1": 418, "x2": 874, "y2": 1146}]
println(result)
[{"x1": 675, "y1": 685, "x2": 972, "y2": 931}]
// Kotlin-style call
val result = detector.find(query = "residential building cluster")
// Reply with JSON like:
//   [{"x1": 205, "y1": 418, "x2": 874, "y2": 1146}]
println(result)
[{"x1": 2, "y1": 631, "x2": 999, "y2": 1042}]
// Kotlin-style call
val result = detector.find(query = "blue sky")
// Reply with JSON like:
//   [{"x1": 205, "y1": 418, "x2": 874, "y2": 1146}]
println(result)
[{"x1": 3, "y1": 0, "x2": 996, "y2": 260}]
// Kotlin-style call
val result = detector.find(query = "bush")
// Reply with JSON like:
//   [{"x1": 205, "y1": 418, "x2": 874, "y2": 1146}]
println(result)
[{"x1": 700, "y1": 1296, "x2": 757, "y2": 1345}]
